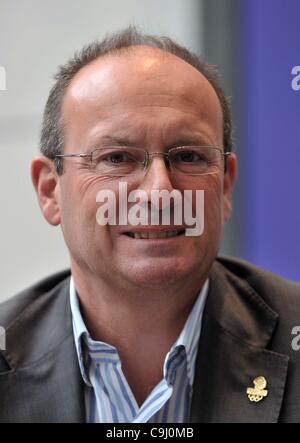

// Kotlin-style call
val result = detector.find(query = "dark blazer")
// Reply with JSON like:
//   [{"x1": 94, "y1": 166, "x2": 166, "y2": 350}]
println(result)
[{"x1": 0, "y1": 257, "x2": 300, "y2": 423}]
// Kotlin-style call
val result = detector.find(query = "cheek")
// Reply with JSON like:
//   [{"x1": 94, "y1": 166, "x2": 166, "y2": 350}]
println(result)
[
  {"x1": 197, "y1": 175, "x2": 224, "y2": 239},
  {"x1": 58, "y1": 174, "x2": 102, "y2": 241},
  {"x1": 207, "y1": 176, "x2": 223, "y2": 218},
  {"x1": 193, "y1": 177, "x2": 224, "y2": 262},
  {"x1": 192, "y1": 175, "x2": 223, "y2": 221},
  {"x1": 59, "y1": 174, "x2": 116, "y2": 256},
  {"x1": 62, "y1": 173, "x2": 112, "y2": 219}
]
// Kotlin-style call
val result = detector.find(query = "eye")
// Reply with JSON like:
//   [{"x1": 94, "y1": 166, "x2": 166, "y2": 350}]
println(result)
[
  {"x1": 92, "y1": 149, "x2": 138, "y2": 165},
  {"x1": 174, "y1": 150, "x2": 205, "y2": 163},
  {"x1": 105, "y1": 151, "x2": 133, "y2": 164}
]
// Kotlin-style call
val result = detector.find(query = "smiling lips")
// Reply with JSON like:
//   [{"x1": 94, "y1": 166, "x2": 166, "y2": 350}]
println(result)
[{"x1": 124, "y1": 229, "x2": 185, "y2": 239}]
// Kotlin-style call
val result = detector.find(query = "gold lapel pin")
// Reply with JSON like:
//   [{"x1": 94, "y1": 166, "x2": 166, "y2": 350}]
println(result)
[{"x1": 246, "y1": 376, "x2": 268, "y2": 402}]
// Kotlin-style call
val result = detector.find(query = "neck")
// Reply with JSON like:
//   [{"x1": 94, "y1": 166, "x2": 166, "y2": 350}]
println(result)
[{"x1": 71, "y1": 260, "x2": 207, "y2": 349}]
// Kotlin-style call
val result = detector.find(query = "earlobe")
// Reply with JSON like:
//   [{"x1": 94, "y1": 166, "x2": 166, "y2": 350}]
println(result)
[
  {"x1": 31, "y1": 156, "x2": 61, "y2": 226},
  {"x1": 223, "y1": 153, "x2": 237, "y2": 221}
]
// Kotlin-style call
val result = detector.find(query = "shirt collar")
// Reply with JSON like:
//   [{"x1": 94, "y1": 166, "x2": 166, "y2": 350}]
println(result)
[
  {"x1": 162, "y1": 279, "x2": 209, "y2": 386},
  {"x1": 70, "y1": 277, "x2": 209, "y2": 388},
  {"x1": 69, "y1": 278, "x2": 91, "y2": 386}
]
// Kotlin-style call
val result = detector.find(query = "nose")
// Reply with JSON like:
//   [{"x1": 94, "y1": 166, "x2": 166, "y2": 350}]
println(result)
[{"x1": 138, "y1": 154, "x2": 176, "y2": 200}]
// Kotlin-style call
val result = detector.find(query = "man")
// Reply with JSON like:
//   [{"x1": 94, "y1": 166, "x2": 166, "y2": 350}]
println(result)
[{"x1": 0, "y1": 27, "x2": 299, "y2": 423}]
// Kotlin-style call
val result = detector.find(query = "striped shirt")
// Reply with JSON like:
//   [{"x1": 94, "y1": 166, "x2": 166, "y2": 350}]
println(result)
[{"x1": 70, "y1": 277, "x2": 208, "y2": 423}]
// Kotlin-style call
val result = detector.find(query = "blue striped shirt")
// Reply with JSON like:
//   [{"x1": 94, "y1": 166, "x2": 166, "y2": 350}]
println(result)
[{"x1": 70, "y1": 277, "x2": 208, "y2": 423}]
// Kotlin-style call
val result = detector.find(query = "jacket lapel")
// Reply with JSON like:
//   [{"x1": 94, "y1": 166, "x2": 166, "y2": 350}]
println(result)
[
  {"x1": 0, "y1": 276, "x2": 85, "y2": 423},
  {"x1": 190, "y1": 260, "x2": 289, "y2": 423}
]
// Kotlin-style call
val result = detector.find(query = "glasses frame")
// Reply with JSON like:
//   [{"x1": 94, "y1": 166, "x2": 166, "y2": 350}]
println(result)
[{"x1": 53, "y1": 145, "x2": 231, "y2": 176}]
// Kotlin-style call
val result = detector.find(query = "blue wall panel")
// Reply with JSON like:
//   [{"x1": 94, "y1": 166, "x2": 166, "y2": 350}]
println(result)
[{"x1": 239, "y1": 0, "x2": 300, "y2": 281}]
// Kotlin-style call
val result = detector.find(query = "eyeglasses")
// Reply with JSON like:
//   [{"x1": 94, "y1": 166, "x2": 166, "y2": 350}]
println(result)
[{"x1": 53, "y1": 145, "x2": 231, "y2": 178}]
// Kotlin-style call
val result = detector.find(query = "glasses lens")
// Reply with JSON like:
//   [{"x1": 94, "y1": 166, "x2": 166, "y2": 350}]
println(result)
[
  {"x1": 169, "y1": 146, "x2": 222, "y2": 175},
  {"x1": 92, "y1": 147, "x2": 146, "y2": 177}
]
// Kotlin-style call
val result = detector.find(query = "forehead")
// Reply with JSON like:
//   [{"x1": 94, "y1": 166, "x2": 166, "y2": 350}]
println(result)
[{"x1": 62, "y1": 46, "x2": 223, "y2": 145}]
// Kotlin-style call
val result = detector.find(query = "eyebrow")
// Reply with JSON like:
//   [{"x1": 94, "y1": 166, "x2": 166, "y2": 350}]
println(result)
[
  {"x1": 169, "y1": 137, "x2": 211, "y2": 147},
  {"x1": 92, "y1": 134, "x2": 214, "y2": 149},
  {"x1": 94, "y1": 135, "x2": 138, "y2": 147}
]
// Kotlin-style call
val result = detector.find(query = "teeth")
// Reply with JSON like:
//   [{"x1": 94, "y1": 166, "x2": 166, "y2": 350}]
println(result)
[{"x1": 128, "y1": 230, "x2": 183, "y2": 239}]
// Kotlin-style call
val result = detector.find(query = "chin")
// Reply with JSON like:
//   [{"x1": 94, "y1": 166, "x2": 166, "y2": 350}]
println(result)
[{"x1": 122, "y1": 258, "x2": 200, "y2": 289}]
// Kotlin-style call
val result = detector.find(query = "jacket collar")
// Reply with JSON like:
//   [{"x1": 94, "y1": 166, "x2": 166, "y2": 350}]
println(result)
[
  {"x1": 190, "y1": 260, "x2": 289, "y2": 423},
  {"x1": 3, "y1": 276, "x2": 72, "y2": 369}
]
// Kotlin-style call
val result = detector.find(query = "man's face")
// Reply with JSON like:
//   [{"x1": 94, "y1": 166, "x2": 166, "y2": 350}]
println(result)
[{"x1": 55, "y1": 47, "x2": 235, "y2": 290}]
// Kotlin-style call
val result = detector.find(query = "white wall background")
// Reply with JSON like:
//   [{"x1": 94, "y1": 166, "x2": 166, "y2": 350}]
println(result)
[{"x1": 0, "y1": 0, "x2": 204, "y2": 301}]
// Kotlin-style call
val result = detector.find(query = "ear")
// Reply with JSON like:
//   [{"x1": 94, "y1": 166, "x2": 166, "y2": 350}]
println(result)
[
  {"x1": 223, "y1": 153, "x2": 237, "y2": 221},
  {"x1": 31, "y1": 156, "x2": 61, "y2": 226}
]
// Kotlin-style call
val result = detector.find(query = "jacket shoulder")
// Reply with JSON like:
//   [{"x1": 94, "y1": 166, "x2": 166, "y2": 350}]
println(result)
[
  {"x1": 0, "y1": 269, "x2": 71, "y2": 329},
  {"x1": 216, "y1": 256, "x2": 300, "y2": 321}
]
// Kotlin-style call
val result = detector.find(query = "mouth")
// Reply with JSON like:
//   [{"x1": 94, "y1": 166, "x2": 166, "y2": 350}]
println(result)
[{"x1": 123, "y1": 229, "x2": 186, "y2": 239}]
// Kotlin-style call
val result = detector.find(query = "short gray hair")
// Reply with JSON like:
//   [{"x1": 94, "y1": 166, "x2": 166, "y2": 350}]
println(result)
[{"x1": 40, "y1": 26, "x2": 233, "y2": 174}]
